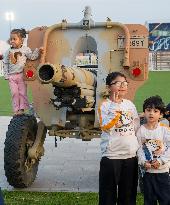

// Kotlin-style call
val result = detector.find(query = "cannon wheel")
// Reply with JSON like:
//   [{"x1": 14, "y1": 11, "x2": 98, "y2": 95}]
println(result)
[{"x1": 4, "y1": 115, "x2": 39, "y2": 188}]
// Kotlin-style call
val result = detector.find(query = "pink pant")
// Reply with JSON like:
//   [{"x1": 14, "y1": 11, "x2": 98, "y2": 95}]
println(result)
[{"x1": 8, "y1": 73, "x2": 29, "y2": 112}]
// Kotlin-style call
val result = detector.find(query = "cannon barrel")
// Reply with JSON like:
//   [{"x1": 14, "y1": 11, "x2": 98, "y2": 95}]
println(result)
[
  {"x1": 37, "y1": 63, "x2": 96, "y2": 109},
  {"x1": 37, "y1": 63, "x2": 96, "y2": 87}
]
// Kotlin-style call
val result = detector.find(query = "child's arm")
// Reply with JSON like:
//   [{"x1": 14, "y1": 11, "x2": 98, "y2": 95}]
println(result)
[
  {"x1": 134, "y1": 118, "x2": 140, "y2": 133},
  {"x1": 98, "y1": 101, "x2": 121, "y2": 132},
  {"x1": 157, "y1": 127, "x2": 170, "y2": 166},
  {"x1": 137, "y1": 128, "x2": 148, "y2": 166},
  {"x1": 25, "y1": 47, "x2": 41, "y2": 60},
  {"x1": 131, "y1": 102, "x2": 140, "y2": 132},
  {"x1": 3, "y1": 50, "x2": 9, "y2": 79},
  {"x1": 9, "y1": 52, "x2": 17, "y2": 64},
  {"x1": 137, "y1": 145, "x2": 147, "y2": 166},
  {"x1": 137, "y1": 145, "x2": 152, "y2": 169}
]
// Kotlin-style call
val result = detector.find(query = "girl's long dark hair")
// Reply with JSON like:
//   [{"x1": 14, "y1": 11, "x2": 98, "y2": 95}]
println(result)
[{"x1": 11, "y1": 28, "x2": 27, "y2": 38}]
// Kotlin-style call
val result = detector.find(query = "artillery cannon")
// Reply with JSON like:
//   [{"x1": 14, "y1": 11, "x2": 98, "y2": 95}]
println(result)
[{"x1": 4, "y1": 6, "x2": 149, "y2": 188}]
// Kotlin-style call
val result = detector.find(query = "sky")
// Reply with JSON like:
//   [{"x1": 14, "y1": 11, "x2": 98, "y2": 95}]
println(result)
[{"x1": 1, "y1": 0, "x2": 170, "y2": 41}]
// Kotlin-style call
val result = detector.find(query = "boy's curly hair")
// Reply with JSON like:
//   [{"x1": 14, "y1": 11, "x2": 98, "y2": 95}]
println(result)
[{"x1": 143, "y1": 95, "x2": 165, "y2": 114}]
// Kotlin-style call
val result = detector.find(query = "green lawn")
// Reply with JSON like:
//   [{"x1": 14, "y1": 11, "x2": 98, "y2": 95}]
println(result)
[
  {"x1": 134, "y1": 71, "x2": 170, "y2": 112},
  {"x1": 0, "y1": 78, "x2": 32, "y2": 116},
  {"x1": 2, "y1": 191, "x2": 144, "y2": 205},
  {"x1": 0, "y1": 78, "x2": 12, "y2": 115},
  {"x1": 1, "y1": 71, "x2": 170, "y2": 115}
]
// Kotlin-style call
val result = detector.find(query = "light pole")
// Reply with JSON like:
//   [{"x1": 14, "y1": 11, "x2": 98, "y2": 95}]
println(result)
[{"x1": 5, "y1": 12, "x2": 15, "y2": 34}]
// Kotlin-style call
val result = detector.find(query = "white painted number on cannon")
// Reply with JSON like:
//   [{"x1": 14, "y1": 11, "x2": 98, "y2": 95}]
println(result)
[{"x1": 118, "y1": 36, "x2": 148, "y2": 49}]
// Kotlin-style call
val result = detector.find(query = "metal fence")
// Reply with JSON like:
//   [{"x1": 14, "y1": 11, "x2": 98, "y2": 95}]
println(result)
[{"x1": 149, "y1": 51, "x2": 170, "y2": 70}]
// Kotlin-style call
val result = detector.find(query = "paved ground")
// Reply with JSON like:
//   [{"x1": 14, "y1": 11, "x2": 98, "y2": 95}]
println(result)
[{"x1": 0, "y1": 116, "x2": 101, "y2": 192}]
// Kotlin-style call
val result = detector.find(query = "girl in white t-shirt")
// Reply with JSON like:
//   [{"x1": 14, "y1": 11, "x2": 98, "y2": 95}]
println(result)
[{"x1": 98, "y1": 72, "x2": 140, "y2": 205}]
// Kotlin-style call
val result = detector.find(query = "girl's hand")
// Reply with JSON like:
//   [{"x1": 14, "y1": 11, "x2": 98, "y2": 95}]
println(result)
[
  {"x1": 9, "y1": 52, "x2": 17, "y2": 64},
  {"x1": 115, "y1": 121, "x2": 123, "y2": 128},
  {"x1": 39, "y1": 47, "x2": 44, "y2": 55},
  {"x1": 110, "y1": 92, "x2": 120, "y2": 103}
]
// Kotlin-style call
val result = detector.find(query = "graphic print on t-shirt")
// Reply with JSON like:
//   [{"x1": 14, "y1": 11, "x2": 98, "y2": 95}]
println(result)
[
  {"x1": 114, "y1": 111, "x2": 134, "y2": 136},
  {"x1": 142, "y1": 139, "x2": 165, "y2": 161}
]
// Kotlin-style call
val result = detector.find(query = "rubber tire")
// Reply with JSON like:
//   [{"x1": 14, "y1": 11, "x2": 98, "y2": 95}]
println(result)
[{"x1": 4, "y1": 114, "x2": 39, "y2": 188}]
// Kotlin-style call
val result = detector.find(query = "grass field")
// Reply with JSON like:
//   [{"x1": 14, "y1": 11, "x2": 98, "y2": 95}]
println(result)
[
  {"x1": 1, "y1": 71, "x2": 170, "y2": 115},
  {"x1": 0, "y1": 78, "x2": 32, "y2": 116},
  {"x1": 2, "y1": 191, "x2": 144, "y2": 205},
  {"x1": 134, "y1": 71, "x2": 170, "y2": 112}
]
